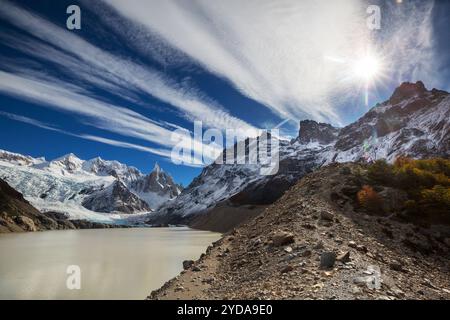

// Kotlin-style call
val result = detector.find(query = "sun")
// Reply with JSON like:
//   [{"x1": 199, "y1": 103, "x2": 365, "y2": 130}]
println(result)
[{"x1": 353, "y1": 55, "x2": 381, "y2": 82}]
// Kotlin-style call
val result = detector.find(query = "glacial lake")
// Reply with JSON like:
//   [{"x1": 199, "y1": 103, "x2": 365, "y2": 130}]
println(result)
[{"x1": 0, "y1": 227, "x2": 220, "y2": 299}]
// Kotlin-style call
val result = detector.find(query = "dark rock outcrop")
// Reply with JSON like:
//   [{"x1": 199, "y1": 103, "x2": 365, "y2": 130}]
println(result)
[
  {"x1": 82, "y1": 180, "x2": 151, "y2": 214},
  {"x1": 297, "y1": 120, "x2": 340, "y2": 144},
  {"x1": 389, "y1": 81, "x2": 427, "y2": 105}
]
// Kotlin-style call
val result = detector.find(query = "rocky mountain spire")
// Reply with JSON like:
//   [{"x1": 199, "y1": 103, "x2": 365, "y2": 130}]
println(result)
[
  {"x1": 389, "y1": 81, "x2": 427, "y2": 104},
  {"x1": 153, "y1": 162, "x2": 161, "y2": 173},
  {"x1": 297, "y1": 120, "x2": 340, "y2": 145}
]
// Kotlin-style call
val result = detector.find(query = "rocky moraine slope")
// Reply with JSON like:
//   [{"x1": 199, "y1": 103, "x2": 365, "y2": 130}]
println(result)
[{"x1": 149, "y1": 162, "x2": 450, "y2": 300}]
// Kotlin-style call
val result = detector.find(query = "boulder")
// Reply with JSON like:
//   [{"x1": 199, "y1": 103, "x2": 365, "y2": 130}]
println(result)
[
  {"x1": 182, "y1": 260, "x2": 194, "y2": 270},
  {"x1": 271, "y1": 231, "x2": 295, "y2": 246},
  {"x1": 15, "y1": 216, "x2": 37, "y2": 232},
  {"x1": 284, "y1": 246, "x2": 293, "y2": 253},
  {"x1": 320, "y1": 211, "x2": 334, "y2": 221},
  {"x1": 320, "y1": 252, "x2": 336, "y2": 269}
]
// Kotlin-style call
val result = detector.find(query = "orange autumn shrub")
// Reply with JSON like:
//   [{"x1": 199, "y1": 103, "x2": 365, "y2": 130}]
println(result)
[{"x1": 357, "y1": 185, "x2": 383, "y2": 214}]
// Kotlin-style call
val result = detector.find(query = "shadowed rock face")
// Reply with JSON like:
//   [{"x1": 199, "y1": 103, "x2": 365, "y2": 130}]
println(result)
[
  {"x1": 82, "y1": 180, "x2": 151, "y2": 214},
  {"x1": 298, "y1": 120, "x2": 340, "y2": 145}
]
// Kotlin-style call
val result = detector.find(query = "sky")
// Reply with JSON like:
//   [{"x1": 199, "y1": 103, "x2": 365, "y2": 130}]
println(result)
[{"x1": 0, "y1": 0, "x2": 449, "y2": 186}]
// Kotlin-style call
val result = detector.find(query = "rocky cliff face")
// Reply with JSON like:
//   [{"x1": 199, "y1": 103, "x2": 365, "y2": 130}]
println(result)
[
  {"x1": 333, "y1": 81, "x2": 449, "y2": 161},
  {"x1": 82, "y1": 180, "x2": 151, "y2": 214},
  {"x1": 297, "y1": 120, "x2": 340, "y2": 145},
  {"x1": 150, "y1": 82, "x2": 449, "y2": 227}
]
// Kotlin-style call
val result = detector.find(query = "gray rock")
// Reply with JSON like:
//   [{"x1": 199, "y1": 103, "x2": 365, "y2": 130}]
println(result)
[
  {"x1": 320, "y1": 211, "x2": 334, "y2": 221},
  {"x1": 280, "y1": 265, "x2": 294, "y2": 274},
  {"x1": 320, "y1": 252, "x2": 336, "y2": 269},
  {"x1": 271, "y1": 231, "x2": 295, "y2": 246},
  {"x1": 301, "y1": 249, "x2": 312, "y2": 257},
  {"x1": 182, "y1": 260, "x2": 194, "y2": 270},
  {"x1": 348, "y1": 241, "x2": 357, "y2": 248},
  {"x1": 284, "y1": 246, "x2": 293, "y2": 253},
  {"x1": 313, "y1": 240, "x2": 324, "y2": 250},
  {"x1": 356, "y1": 245, "x2": 368, "y2": 253}
]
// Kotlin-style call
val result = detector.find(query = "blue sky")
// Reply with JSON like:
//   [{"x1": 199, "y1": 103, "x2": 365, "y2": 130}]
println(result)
[{"x1": 0, "y1": 0, "x2": 449, "y2": 186}]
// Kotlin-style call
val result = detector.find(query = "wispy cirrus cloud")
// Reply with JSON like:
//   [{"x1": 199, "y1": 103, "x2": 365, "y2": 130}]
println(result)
[
  {"x1": 103, "y1": 0, "x2": 442, "y2": 124},
  {"x1": 103, "y1": 0, "x2": 368, "y2": 124},
  {"x1": 0, "y1": 110, "x2": 204, "y2": 166},
  {"x1": 0, "y1": 71, "x2": 220, "y2": 166},
  {"x1": 0, "y1": 0, "x2": 256, "y2": 132}
]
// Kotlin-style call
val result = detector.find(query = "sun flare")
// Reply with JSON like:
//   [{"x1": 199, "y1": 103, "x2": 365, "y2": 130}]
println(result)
[{"x1": 353, "y1": 55, "x2": 381, "y2": 82}]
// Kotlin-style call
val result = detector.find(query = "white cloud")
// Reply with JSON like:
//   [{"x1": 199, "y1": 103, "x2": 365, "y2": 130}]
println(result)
[
  {"x1": 0, "y1": 0, "x2": 441, "y2": 136},
  {"x1": 103, "y1": 0, "x2": 368, "y2": 124},
  {"x1": 0, "y1": 110, "x2": 203, "y2": 166},
  {"x1": 0, "y1": 0, "x2": 256, "y2": 132},
  {"x1": 104, "y1": 0, "x2": 441, "y2": 125},
  {"x1": 0, "y1": 71, "x2": 215, "y2": 161},
  {"x1": 377, "y1": 1, "x2": 439, "y2": 89}
]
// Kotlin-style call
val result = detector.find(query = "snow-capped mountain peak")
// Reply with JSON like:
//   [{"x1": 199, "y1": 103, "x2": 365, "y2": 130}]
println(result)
[
  {"x1": 0, "y1": 151, "x2": 182, "y2": 222},
  {"x1": 130, "y1": 162, "x2": 182, "y2": 210},
  {"x1": 47, "y1": 153, "x2": 84, "y2": 174},
  {"x1": 82, "y1": 157, "x2": 142, "y2": 183}
]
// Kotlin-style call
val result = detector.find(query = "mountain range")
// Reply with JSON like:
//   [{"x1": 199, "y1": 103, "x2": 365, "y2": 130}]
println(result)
[
  {"x1": 150, "y1": 81, "x2": 449, "y2": 231},
  {"x1": 0, "y1": 81, "x2": 448, "y2": 229},
  {"x1": 0, "y1": 151, "x2": 182, "y2": 223}
]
